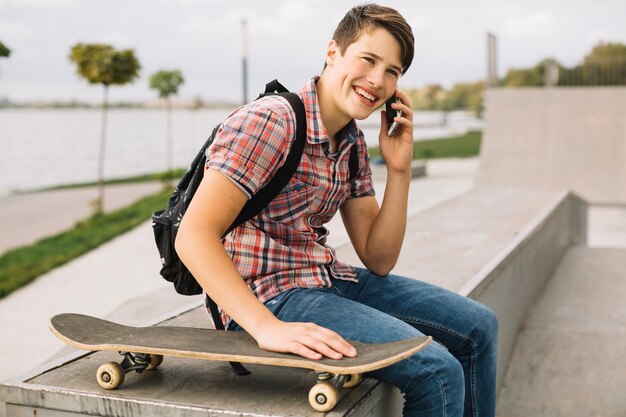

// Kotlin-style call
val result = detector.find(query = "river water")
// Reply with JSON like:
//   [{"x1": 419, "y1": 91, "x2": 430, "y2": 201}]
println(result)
[{"x1": 0, "y1": 108, "x2": 482, "y2": 196}]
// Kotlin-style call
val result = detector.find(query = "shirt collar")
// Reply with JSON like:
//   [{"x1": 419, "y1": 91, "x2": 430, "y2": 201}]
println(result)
[{"x1": 299, "y1": 76, "x2": 360, "y2": 146}]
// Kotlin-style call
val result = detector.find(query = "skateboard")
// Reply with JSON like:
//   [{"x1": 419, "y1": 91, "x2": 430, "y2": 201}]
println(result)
[{"x1": 49, "y1": 313, "x2": 432, "y2": 412}]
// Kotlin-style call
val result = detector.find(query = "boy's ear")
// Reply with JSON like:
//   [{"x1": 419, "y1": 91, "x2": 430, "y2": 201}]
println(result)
[{"x1": 325, "y1": 40, "x2": 339, "y2": 67}]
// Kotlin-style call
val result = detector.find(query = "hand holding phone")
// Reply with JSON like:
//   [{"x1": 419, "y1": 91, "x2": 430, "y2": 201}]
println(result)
[{"x1": 385, "y1": 95, "x2": 402, "y2": 136}]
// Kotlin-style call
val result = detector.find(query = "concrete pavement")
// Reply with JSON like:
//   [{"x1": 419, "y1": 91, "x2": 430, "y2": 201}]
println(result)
[
  {"x1": 0, "y1": 158, "x2": 477, "y2": 383},
  {"x1": 496, "y1": 247, "x2": 626, "y2": 416},
  {"x1": 0, "y1": 182, "x2": 164, "y2": 254}
]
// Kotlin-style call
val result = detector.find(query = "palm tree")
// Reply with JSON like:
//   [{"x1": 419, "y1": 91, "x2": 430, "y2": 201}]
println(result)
[
  {"x1": 149, "y1": 70, "x2": 185, "y2": 182},
  {"x1": 69, "y1": 43, "x2": 140, "y2": 214}
]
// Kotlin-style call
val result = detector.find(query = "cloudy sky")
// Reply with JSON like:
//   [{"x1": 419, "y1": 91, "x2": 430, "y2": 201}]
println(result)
[{"x1": 1, "y1": 0, "x2": 624, "y2": 103}]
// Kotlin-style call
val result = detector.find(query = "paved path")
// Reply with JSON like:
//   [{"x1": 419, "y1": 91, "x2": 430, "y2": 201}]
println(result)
[
  {"x1": 0, "y1": 159, "x2": 478, "y2": 383},
  {"x1": 496, "y1": 246, "x2": 626, "y2": 416},
  {"x1": 0, "y1": 182, "x2": 164, "y2": 254}
]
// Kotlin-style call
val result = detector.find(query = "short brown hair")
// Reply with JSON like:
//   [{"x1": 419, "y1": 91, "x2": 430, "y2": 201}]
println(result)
[{"x1": 332, "y1": 4, "x2": 415, "y2": 74}]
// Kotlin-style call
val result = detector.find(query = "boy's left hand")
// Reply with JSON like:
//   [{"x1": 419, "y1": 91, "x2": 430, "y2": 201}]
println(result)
[{"x1": 379, "y1": 90, "x2": 414, "y2": 177}]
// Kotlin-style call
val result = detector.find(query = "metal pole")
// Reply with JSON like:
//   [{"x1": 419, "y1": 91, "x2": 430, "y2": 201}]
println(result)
[
  {"x1": 544, "y1": 59, "x2": 559, "y2": 87},
  {"x1": 241, "y1": 19, "x2": 248, "y2": 105},
  {"x1": 487, "y1": 33, "x2": 497, "y2": 88}
]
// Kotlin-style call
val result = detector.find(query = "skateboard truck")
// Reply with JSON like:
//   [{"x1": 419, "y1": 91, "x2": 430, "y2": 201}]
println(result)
[
  {"x1": 118, "y1": 352, "x2": 159, "y2": 373},
  {"x1": 308, "y1": 372, "x2": 363, "y2": 412},
  {"x1": 96, "y1": 352, "x2": 164, "y2": 390}
]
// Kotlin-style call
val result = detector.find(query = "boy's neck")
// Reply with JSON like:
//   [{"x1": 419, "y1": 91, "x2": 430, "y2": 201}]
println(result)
[{"x1": 316, "y1": 76, "x2": 352, "y2": 142}]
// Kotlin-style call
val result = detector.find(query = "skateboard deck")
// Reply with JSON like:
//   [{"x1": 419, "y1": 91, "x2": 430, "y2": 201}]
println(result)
[{"x1": 50, "y1": 313, "x2": 432, "y2": 412}]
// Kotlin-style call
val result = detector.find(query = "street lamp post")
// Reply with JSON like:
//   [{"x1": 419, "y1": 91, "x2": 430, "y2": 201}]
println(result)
[
  {"x1": 241, "y1": 19, "x2": 249, "y2": 105},
  {"x1": 487, "y1": 33, "x2": 498, "y2": 88}
]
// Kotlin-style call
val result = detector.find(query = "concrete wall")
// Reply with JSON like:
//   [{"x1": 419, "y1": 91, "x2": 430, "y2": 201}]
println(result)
[
  {"x1": 475, "y1": 87, "x2": 626, "y2": 205},
  {"x1": 466, "y1": 191, "x2": 587, "y2": 388},
  {"x1": 336, "y1": 187, "x2": 588, "y2": 391}
]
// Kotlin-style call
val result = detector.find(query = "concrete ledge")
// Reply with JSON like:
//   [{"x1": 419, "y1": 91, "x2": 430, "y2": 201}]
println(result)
[
  {"x1": 410, "y1": 160, "x2": 426, "y2": 179},
  {"x1": 370, "y1": 159, "x2": 426, "y2": 180},
  {"x1": 336, "y1": 186, "x2": 587, "y2": 391},
  {"x1": 1, "y1": 187, "x2": 587, "y2": 416}
]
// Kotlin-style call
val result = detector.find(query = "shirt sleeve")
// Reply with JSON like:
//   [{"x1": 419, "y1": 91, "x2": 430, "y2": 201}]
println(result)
[
  {"x1": 205, "y1": 102, "x2": 294, "y2": 199},
  {"x1": 347, "y1": 135, "x2": 376, "y2": 199}
]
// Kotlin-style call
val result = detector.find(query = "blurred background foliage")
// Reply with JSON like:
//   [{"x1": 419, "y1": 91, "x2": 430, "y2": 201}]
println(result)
[{"x1": 404, "y1": 41, "x2": 626, "y2": 116}]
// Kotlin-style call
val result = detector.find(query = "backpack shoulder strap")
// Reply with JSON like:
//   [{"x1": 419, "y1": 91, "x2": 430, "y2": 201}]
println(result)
[
  {"x1": 207, "y1": 80, "x2": 306, "y2": 376},
  {"x1": 348, "y1": 144, "x2": 359, "y2": 183},
  {"x1": 262, "y1": 79, "x2": 289, "y2": 95},
  {"x1": 264, "y1": 78, "x2": 360, "y2": 184},
  {"x1": 222, "y1": 81, "x2": 307, "y2": 237}
]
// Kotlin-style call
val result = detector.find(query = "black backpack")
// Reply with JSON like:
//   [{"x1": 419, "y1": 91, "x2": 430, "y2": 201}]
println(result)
[{"x1": 152, "y1": 80, "x2": 308, "y2": 297}]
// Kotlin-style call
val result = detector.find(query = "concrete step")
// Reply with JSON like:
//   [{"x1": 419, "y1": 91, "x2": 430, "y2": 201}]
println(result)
[{"x1": 496, "y1": 246, "x2": 626, "y2": 417}]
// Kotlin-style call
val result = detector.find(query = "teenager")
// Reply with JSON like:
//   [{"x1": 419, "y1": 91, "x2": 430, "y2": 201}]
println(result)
[{"x1": 176, "y1": 4, "x2": 498, "y2": 416}]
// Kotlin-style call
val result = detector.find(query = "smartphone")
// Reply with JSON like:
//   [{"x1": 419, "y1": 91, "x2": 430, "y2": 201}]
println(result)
[{"x1": 385, "y1": 95, "x2": 402, "y2": 136}]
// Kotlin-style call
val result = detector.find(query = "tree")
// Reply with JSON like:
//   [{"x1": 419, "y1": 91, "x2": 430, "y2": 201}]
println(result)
[
  {"x1": 579, "y1": 42, "x2": 626, "y2": 85},
  {"x1": 0, "y1": 41, "x2": 10, "y2": 58},
  {"x1": 405, "y1": 84, "x2": 447, "y2": 111},
  {"x1": 499, "y1": 63, "x2": 545, "y2": 87},
  {"x1": 558, "y1": 43, "x2": 626, "y2": 86},
  {"x1": 496, "y1": 42, "x2": 626, "y2": 87},
  {"x1": 0, "y1": 41, "x2": 11, "y2": 75},
  {"x1": 69, "y1": 43, "x2": 140, "y2": 214},
  {"x1": 443, "y1": 81, "x2": 486, "y2": 115},
  {"x1": 583, "y1": 42, "x2": 626, "y2": 64},
  {"x1": 405, "y1": 80, "x2": 486, "y2": 116},
  {"x1": 149, "y1": 70, "x2": 185, "y2": 181}
]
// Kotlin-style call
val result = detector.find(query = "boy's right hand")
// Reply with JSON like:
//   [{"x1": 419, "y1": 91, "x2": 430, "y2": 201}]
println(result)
[{"x1": 251, "y1": 319, "x2": 358, "y2": 360}]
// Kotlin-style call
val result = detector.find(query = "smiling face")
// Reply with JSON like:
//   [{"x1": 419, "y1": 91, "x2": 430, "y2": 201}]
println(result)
[{"x1": 320, "y1": 26, "x2": 403, "y2": 125}]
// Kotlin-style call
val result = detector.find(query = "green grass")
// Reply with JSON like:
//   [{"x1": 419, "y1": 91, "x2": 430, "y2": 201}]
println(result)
[
  {"x1": 368, "y1": 130, "x2": 482, "y2": 160},
  {"x1": 0, "y1": 188, "x2": 172, "y2": 299},
  {"x1": 39, "y1": 169, "x2": 186, "y2": 192}
]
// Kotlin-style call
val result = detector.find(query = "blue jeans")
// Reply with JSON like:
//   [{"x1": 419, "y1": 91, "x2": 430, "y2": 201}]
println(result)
[{"x1": 230, "y1": 267, "x2": 498, "y2": 417}]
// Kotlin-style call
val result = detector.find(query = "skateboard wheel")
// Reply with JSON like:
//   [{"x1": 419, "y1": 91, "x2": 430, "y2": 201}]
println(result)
[
  {"x1": 97, "y1": 362, "x2": 125, "y2": 389},
  {"x1": 343, "y1": 373, "x2": 362, "y2": 388},
  {"x1": 308, "y1": 381, "x2": 338, "y2": 412},
  {"x1": 146, "y1": 354, "x2": 163, "y2": 370}
]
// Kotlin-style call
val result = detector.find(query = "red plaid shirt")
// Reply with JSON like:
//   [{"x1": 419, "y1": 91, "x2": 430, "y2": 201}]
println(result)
[{"x1": 206, "y1": 77, "x2": 375, "y2": 325}]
